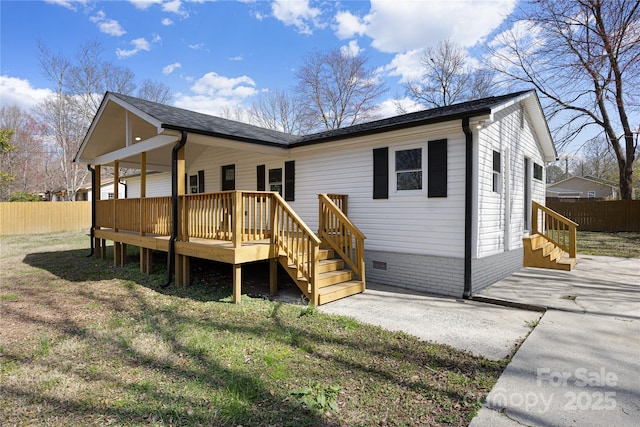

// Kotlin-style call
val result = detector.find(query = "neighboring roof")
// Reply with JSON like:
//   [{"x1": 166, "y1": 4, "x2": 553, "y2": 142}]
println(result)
[
  {"x1": 547, "y1": 175, "x2": 618, "y2": 189},
  {"x1": 76, "y1": 89, "x2": 556, "y2": 164}
]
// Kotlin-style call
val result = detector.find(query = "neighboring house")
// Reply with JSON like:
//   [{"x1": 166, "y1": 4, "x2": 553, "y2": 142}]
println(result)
[
  {"x1": 74, "y1": 178, "x2": 127, "y2": 201},
  {"x1": 74, "y1": 90, "x2": 557, "y2": 303},
  {"x1": 546, "y1": 175, "x2": 619, "y2": 200}
]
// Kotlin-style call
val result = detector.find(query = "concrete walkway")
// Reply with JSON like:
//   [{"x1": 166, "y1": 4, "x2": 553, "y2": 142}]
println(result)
[
  {"x1": 470, "y1": 255, "x2": 640, "y2": 426},
  {"x1": 319, "y1": 282, "x2": 541, "y2": 361}
]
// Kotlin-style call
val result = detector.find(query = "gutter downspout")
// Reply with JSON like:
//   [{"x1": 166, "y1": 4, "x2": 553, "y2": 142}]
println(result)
[
  {"x1": 462, "y1": 117, "x2": 473, "y2": 299},
  {"x1": 86, "y1": 165, "x2": 95, "y2": 257},
  {"x1": 161, "y1": 131, "x2": 188, "y2": 288}
]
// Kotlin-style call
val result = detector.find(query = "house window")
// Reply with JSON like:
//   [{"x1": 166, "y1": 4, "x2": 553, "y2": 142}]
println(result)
[
  {"x1": 189, "y1": 175, "x2": 198, "y2": 193},
  {"x1": 107, "y1": 192, "x2": 114, "y2": 199},
  {"x1": 269, "y1": 168, "x2": 282, "y2": 196},
  {"x1": 533, "y1": 163, "x2": 543, "y2": 181},
  {"x1": 189, "y1": 170, "x2": 205, "y2": 193},
  {"x1": 492, "y1": 150, "x2": 501, "y2": 193},
  {"x1": 588, "y1": 191, "x2": 596, "y2": 198},
  {"x1": 396, "y1": 148, "x2": 422, "y2": 191},
  {"x1": 221, "y1": 164, "x2": 235, "y2": 191},
  {"x1": 428, "y1": 139, "x2": 447, "y2": 198}
]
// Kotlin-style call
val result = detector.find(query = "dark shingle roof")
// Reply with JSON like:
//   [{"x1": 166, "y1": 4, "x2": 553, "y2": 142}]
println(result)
[
  {"x1": 112, "y1": 93, "x2": 297, "y2": 146},
  {"x1": 112, "y1": 90, "x2": 533, "y2": 148}
]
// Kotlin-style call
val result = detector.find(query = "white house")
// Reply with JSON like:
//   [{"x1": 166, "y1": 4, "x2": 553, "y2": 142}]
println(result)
[{"x1": 74, "y1": 90, "x2": 559, "y2": 303}]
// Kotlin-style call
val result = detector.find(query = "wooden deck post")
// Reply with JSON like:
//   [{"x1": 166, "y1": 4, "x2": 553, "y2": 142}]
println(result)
[
  {"x1": 94, "y1": 165, "x2": 103, "y2": 258},
  {"x1": 270, "y1": 258, "x2": 278, "y2": 295},
  {"x1": 233, "y1": 191, "x2": 243, "y2": 248},
  {"x1": 176, "y1": 254, "x2": 190, "y2": 286},
  {"x1": 233, "y1": 264, "x2": 242, "y2": 303}
]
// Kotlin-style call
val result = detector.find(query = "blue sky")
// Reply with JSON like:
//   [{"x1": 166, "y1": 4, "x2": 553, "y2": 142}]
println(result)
[{"x1": 1, "y1": 0, "x2": 519, "y2": 118}]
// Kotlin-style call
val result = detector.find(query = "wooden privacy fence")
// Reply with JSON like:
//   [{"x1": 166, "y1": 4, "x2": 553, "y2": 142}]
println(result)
[
  {"x1": 0, "y1": 201, "x2": 91, "y2": 235},
  {"x1": 546, "y1": 200, "x2": 640, "y2": 232}
]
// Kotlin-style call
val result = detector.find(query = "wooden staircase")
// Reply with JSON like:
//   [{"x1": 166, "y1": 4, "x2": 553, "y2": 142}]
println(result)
[
  {"x1": 523, "y1": 201, "x2": 578, "y2": 271},
  {"x1": 272, "y1": 193, "x2": 366, "y2": 306},
  {"x1": 279, "y1": 247, "x2": 365, "y2": 305},
  {"x1": 523, "y1": 234, "x2": 576, "y2": 271}
]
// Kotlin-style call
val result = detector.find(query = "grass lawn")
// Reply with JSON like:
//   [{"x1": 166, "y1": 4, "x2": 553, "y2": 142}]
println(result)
[
  {"x1": 577, "y1": 231, "x2": 640, "y2": 258},
  {"x1": 0, "y1": 231, "x2": 505, "y2": 426}
]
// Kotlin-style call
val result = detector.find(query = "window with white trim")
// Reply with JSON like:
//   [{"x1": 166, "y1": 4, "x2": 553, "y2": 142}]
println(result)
[
  {"x1": 395, "y1": 148, "x2": 422, "y2": 191},
  {"x1": 492, "y1": 150, "x2": 501, "y2": 193},
  {"x1": 588, "y1": 191, "x2": 596, "y2": 198}
]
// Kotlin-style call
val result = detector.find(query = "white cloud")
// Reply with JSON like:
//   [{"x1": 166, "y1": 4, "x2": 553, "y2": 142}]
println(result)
[
  {"x1": 358, "y1": 0, "x2": 516, "y2": 53},
  {"x1": 129, "y1": 0, "x2": 163, "y2": 10},
  {"x1": 229, "y1": 55, "x2": 244, "y2": 61},
  {"x1": 161, "y1": 18, "x2": 174, "y2": 26},
  {"x1": 174, "y1": 71, "x2": 258, "y2": 116},
  {"x1": 271, "y1": 0, "x2": 322, "y2": 35},
  {"x1": 116, "y1": 38, "x2": 151, "y2": 59},
  {"x1": 188, "y1": 43, "x2": 207, "y2": 51},
  {"x1": 163, "y1": 0, "x2": 188, "y2": 17},
  {"x1": 44, "y1": 0, "x2": 88, "y2": 11},
  {"x1": 162, "y1": 62, "x2": 182, "y2": 75},
  {"x1": 383, "y1": 49, "x2": 424, "y2": 83},
  {"x1": 376, "y1": 96, "x2": 423, "y2": 118},
  {"x1": 340, "y1": 40, "x2": 362, "y2": 57},
  {"x1": 90, "y1": 11, "x2": 126, "y2": 37},
  {"x1": 334, "y1": 10, "x2": 366, "y2": 39},
  {"x1": 0, "y1": 76, "x2": 54, "y2": 110}
]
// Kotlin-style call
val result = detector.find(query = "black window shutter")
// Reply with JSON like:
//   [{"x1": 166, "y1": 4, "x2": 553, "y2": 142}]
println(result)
[
  {"x1": 373, "y1": 147, "x2": 389, "y2": 199},
  {"x1": 284, "y1": 161, "x2": 295, "y2": 201},
  {"x1": 184, "y1": 173, "x2": 188, "y2": 194},
  {"x1": 257, "y1": 165, "x2": 266, "y2": 191},
  {"x1": 198, "y1": 170, "x2": 205, "y2": 193},
  {"x1": 428, "y1": 139, "x2": 447, "y2": 198}
]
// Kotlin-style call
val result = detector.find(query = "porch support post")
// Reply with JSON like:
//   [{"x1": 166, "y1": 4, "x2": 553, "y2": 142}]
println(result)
[
  {"x1": 94, "y1": 164, "x2": 103, "y2": 258},
  {"x1": 233, "y1": 191, "x2": 243, "y2": 248},
  {"x1": 173, "y1": 140, "x2": 186, "y2": 285},
  {"x1": 270, "y1": 258, "x2": 278, "y2": 295},
  {"x1": 113, "y1": 161, "x2": 123, "y2": 267},
  {"x1": 176, "y1": 254, "x2": 190, "y2": 286},
  {"x1": 139, "y1": 152, "x2": 148, "y2": 273},
  {"x1": 233, "y1": 264, "x2": 242, "y2": 303}
]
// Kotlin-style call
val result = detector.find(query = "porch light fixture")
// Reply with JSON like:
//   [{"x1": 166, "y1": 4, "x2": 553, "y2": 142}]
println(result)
[
  {"x1": 135, "y1": 136, "x2": 142, "y2": 141},
  {"x1": 476, "y1": 121, "x2": 485, "y2": 129}
]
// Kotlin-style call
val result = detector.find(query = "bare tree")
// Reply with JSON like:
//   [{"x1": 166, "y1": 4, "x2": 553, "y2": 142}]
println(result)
[
  {"x1": 249, "y1": 89, "x2": 311, "y2": 135},
  {"x1": 0, "y1": 106, "x2": 52, "y2": 200},
  {"x1": 35, "y1": 41, "x2": 174, "y2": 200},
  {"x1": 405, "y1": 40, "x2": 496, "y2": 108},
  {"x1": 137, "y1": 79, "x2": 173, "y2": 104},
  {"x1": 295, "y1": 48, "x2": 387, "y2": 131},
  {"x1": 488, "y1": 0, "x2": 639, "y2": 199}
]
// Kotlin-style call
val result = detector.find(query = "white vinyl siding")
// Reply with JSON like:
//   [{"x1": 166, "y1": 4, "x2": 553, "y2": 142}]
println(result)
[
  {"x1": 288, "y1": 123, "x2": 466, "y2": 258},
  {"x1": 476, "y1": 103, "x2": 547, "y2": 258},
  {"x1": 125, "y1": 172, "x2": 171, "y2": 198}
]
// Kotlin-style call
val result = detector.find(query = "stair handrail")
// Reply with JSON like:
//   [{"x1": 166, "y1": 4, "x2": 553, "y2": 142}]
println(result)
[
  {"x1": 270, "y1": 192, "x2": 321, "y2": 303},
  {"x1": 532, "y1": 200, "x2": 578, "y2": 258},
  {"x1": 318, "y1": 194, "x2": 366, "y2": 282}
]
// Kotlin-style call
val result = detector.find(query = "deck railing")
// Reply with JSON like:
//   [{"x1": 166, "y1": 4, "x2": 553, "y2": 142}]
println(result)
[
  {"x1": 318, "y1": 194, "x2": 366, "y2": 281},
  {"x1": 271, "y1": 193, "x2": 321, "y2": 303},
  {"x1": 532, "y1": 200, "x2": 578, "y2": 258},
  {"x1": 326, "y1": 193, "x2": 348, "y2": 215},
  {"x1": 142, "y1": 196, "x2": 172, "y2": 235}
]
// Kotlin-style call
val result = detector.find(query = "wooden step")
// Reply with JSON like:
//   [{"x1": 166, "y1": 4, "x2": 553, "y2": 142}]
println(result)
[
  {"x1": 318, "y1": 249, "x2": 335, "y2": 261},
  {"x1": 318, "y1": 258, "x2": 344, "y2": 273},
  {"x1": 317, "y1": 280, "x2": 365, "y2": 305},
  {"x1": 318, "y1": 270, "x2": 354, "y2": 287}
]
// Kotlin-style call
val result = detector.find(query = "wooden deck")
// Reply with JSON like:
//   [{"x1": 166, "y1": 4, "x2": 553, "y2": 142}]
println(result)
[{"x1": 92, "y1": 191, "x2": 365, "y2": 305}]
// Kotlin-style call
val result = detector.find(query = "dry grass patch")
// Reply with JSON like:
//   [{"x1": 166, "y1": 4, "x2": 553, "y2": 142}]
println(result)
[{"x1": 1, "y1": 231, "x2": 507, "y2": 426}]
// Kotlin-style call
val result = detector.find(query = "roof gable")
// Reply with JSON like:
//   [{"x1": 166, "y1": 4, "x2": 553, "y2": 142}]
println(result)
[{"x1": 76, "y1": 90, "x2": 556, "y2": 165}]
